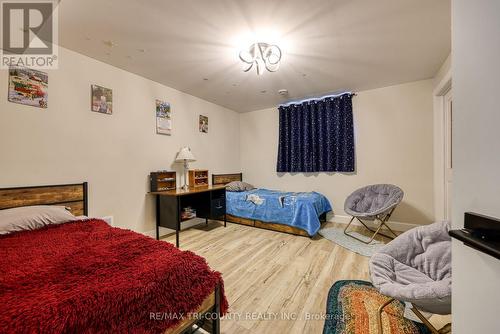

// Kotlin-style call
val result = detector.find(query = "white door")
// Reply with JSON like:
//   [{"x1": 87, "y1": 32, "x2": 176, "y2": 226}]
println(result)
[{"x1": 444, "y1": 90, "x2": 453, "y2": 220}]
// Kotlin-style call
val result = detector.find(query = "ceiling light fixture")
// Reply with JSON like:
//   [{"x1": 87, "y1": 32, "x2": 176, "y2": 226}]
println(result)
[{"x1": 239, "y1": 42, "x2": 281, "y2": 75}]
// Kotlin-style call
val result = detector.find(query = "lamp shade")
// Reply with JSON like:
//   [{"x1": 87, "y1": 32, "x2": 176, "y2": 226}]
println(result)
[{"x1": 175, "y1": 147, "x2": 196, "y2": 162}]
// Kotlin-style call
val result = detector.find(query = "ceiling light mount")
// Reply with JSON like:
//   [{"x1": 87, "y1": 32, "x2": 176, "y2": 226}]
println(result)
[
  {"x1": 239, "y1": 42, "x2": 281, "y2": 75},
  {"x1": 278, "y1": 89, "x2": 289, "y2": 96}
]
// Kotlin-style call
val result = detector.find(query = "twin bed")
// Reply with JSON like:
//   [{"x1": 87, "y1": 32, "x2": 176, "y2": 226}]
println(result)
[
  {"x1": 0, "y1": 183, "x2": 226, "y2": 334},
  {"x1": 212, "y1": 173, "x2": 332, "y2": 237}
]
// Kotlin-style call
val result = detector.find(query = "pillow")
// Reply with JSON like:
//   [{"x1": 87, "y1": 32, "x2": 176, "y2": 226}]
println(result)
[
  {"x1": 226, "y1": 181, "x2": 255, "y2": 192},
  {"x1": 0, "y1": 205, "x2": 77, "y2": 235}
]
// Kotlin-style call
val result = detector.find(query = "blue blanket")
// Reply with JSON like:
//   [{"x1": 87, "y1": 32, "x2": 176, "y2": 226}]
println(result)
[{"x1": 226, "y1": 189, "x2": 332, "y2": 236}]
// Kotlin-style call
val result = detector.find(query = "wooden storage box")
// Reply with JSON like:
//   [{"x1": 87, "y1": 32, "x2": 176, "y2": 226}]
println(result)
[
  {"x1": 150, "y1": 171, "x2": 177, "y2": 192},
  {"x1": 189, "y1": 169, "x2": 209, "y2": 188}
]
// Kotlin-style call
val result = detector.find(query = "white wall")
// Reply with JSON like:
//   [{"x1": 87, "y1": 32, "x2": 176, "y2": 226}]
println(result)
[
  {"x1": 0, "y1": 46, "x2": 240, "y2": 234},
  {"x1": 240, "y1": 80, "x2": 435, "y2": 226},
  {"x1": 452, "y1": 1, "x2": 500, "y2": 333}
]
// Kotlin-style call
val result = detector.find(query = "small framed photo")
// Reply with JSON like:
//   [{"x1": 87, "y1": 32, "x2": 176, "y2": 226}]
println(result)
[
  {"x1": 91, "y1": 84, "x2": 113, "y2": 114},
  {"x1": 8, "y1": 67, "x2": 48, "y2": 108},
  {"x1": 199, "y1": 115, "x2": 208, "y2": 133},
  {"x1": 156, "y1": 99, "x2": 171, "y2": 135}
]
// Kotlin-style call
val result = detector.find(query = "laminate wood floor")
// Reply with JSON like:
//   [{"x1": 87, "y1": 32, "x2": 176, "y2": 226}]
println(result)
[{"x1": 162, "y1": 221, "x2": 450, "y2": 334}]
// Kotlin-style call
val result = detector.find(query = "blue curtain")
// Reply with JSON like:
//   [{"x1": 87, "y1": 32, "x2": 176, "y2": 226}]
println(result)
[{"x1": 277, "y1": 94, "x2": 355, "y2": 173}]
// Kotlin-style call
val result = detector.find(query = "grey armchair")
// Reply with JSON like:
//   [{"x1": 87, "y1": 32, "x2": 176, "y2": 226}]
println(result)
[
  {"x1": 369, "y1": 221, "x2": 452, "y2": 334},
  {"x1": 344, "y1": 184, "x2": 404, "y2": 244}
]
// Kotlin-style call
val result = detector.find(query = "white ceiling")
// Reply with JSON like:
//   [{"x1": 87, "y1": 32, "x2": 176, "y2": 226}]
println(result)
[{"x1": 58, "y1": 0, "x2": 450, "y2": 112}]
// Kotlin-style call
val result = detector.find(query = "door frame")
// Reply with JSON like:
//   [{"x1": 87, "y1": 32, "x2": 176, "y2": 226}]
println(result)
[
  {"x1": 433, "y1": 69, "x2": 452, "y2": 221},
  {"x1": 443, "y1": 89, "x2": 453, "y2": 220}
]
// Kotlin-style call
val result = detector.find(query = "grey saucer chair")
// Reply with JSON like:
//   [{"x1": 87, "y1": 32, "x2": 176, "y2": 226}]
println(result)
[
  {"x1": 369, "y1": 221, "x2": 452, "y2": 334},
  {"x1": 344, "y1": 184, "x2": 404, "y2": 244}
]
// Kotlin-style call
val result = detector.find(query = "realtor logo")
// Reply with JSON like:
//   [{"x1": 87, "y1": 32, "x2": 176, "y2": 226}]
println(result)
[{"x1": 1, "y1": 0, "x2": 58, "y2": 69}]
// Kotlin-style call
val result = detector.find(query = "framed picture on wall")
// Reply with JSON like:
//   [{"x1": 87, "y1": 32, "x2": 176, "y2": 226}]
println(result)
[
  {"x1": 156, "y1": 99, "x2": 171, "y2": 135},
  {"x1": 91, "y1": 85, "x2": 113, "y2": 114},
  {"x1": 8, "y1": 67, "x2": 48, "y2": 108},
  {"x1": 199, "y1": 115, "x2": 208, "y2": 133}
]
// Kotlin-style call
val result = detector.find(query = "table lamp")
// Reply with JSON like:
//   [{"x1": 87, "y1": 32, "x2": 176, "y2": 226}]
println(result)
[{"x1": 175, "y1": 147, "x2": 196, "y2": 190}]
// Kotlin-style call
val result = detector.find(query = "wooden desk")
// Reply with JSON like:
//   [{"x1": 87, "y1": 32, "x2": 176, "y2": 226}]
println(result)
[{"x1": 150, "y1": 185, "x2": 227, "y2": 247}]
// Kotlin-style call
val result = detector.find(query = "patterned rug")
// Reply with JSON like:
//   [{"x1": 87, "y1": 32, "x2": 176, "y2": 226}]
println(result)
[
  {"x1": 319, "y1": 227, "x2": 385, "y2": 257},
  {"x1": 323, "y1": 280, "x2": 431, "y2": 334}
]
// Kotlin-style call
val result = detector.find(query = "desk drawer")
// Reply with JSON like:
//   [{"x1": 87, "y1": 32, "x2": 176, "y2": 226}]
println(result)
[{"x1": 211, "y1": 197, "x2": 226, "y2": 217}]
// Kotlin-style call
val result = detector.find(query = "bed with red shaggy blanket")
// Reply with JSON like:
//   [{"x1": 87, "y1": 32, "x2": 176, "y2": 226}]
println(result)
[{"x1": 0, "y1": 219, "x2": 228, "y2": 333}]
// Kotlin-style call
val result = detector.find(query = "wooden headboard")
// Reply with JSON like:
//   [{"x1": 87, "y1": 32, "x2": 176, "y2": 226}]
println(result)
[
  {"x1": 0, "y1": 182, "x2": 88, "y2": 216},
  {"x1": 212, "y1": 173, "x2": 242, "y2": 186}
]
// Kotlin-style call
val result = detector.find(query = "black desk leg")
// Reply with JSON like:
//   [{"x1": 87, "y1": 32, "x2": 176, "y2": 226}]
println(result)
[
  {"x1": 175, "y1": 218, "x2": 180, "y2": 248},
  {"x1": 155, "y1": 196, "x2": 160, "y2": 240},
  {"x1": 206, "y1": 218, "x2": 209, "y2": 226},
  {"x1": 224, "y1": 214, "x2": 227, "y2": 227}
]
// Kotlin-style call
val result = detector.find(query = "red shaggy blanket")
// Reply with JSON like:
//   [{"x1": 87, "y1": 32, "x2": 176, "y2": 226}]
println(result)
[{"x1": 0, "y1": 219, "x2": 228, "y2": 333}]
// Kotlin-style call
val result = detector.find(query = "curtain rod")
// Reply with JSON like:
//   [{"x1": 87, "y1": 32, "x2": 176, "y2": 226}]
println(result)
[{"x1": 278, "y1": 91, "x2": 357, "y2": 107}]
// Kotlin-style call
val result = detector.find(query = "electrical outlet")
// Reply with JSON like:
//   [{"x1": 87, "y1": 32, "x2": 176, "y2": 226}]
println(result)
[{"x1": 101, "y1": 216, "x2": 113, "y2": 226}]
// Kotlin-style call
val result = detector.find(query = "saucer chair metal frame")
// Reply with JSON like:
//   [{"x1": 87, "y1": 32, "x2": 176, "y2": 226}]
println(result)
[
  {"x1": 343, "y1": 208, "x2": 399, "y2": 244},
  {"x1": 376, "y1": 299, "x2": 451, "y2": 334},
  {"x1": 343, "y1": 184, "x2": 403, "y2": 244}
]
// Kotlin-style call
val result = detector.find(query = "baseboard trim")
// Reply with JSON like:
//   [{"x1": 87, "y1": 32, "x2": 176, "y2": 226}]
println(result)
[
  {"x1": 142, "y1": 218, "x2": 207, "y2": 239},
  {"x1": 328, "y1": 214, "x2": 420, "y2": 232},
  {"x1": 141, "y1": 216, "x2": 420, "y2": 238}
]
